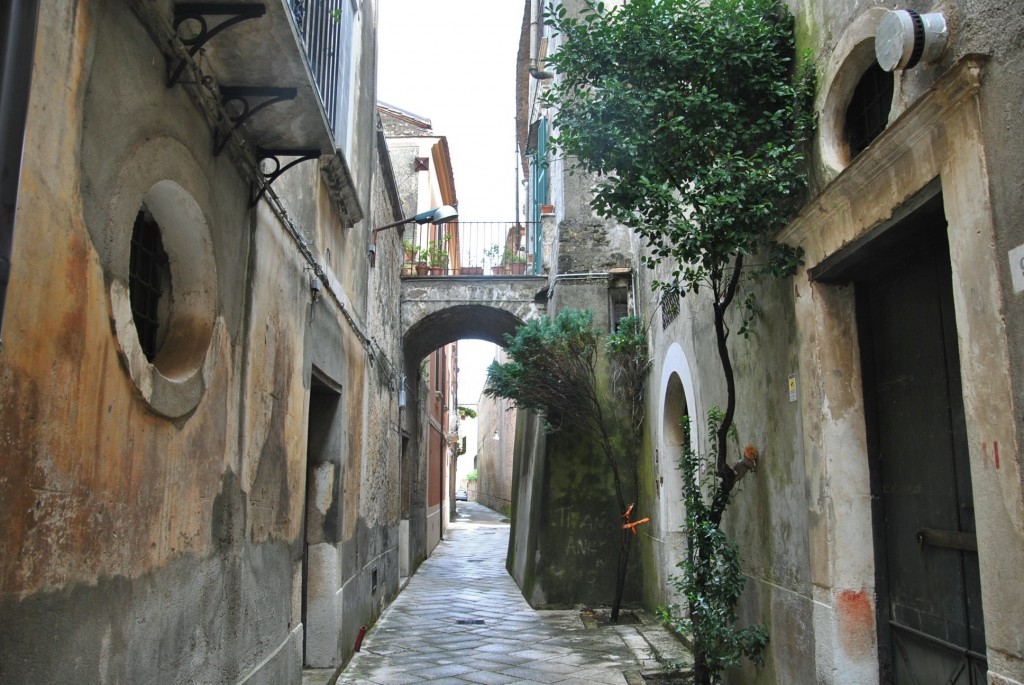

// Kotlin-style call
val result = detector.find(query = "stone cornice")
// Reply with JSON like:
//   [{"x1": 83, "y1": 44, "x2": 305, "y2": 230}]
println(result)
[{"x1": 780, "y1": 55, "x2": 987, "y2": 252}]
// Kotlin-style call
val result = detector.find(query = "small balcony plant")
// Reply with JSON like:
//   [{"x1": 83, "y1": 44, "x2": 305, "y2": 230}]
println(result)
[
  {"x1": 485, "y1": 244, "x2": 505, "y2": 275},
  {"x1": 425, "y1": 240, "x2": 449, "y2": 275},
  {"x1": 402, "y1": 240, "x2": 421, "y2": 275},
  {"x1": 505, "y1": 247, "x2": 528, "y2": 275}
]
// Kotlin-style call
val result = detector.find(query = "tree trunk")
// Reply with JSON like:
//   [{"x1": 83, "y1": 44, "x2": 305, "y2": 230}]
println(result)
[
  {"x1": 610, "y1": 530, "x2": 633, "y2": 622},
  {"x1": 693, "y1": 652, "x2": 711, "y2": 685}
]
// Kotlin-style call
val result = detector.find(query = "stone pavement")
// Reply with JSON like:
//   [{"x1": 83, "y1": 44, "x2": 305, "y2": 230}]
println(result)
[{"x1": 317, "y1": 501, "x2": 690, "y2": 685}]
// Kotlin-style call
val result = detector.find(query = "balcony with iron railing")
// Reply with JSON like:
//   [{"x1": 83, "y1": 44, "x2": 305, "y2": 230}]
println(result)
[
  {"x1": 399, "y1": 222, "x2": 542, "y2": 277},
  {"x1": 138, "y1": 0, "x2": 362, "y2": 219}
]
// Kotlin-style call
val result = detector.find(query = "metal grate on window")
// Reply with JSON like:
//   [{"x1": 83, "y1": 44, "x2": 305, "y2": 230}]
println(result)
[
  {"x1": 129, "y1": 208, "x2": 170, "y2": 362},
  {"x1": 845, "y1": 63, "x2": 894, "y2": 159},
  {"x1": 661, "y1": 289, "x2": 680, "y2": 329}
]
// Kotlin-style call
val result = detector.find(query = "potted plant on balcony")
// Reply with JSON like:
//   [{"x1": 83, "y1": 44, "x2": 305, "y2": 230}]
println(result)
[
  {"x1": 505, "y1": 247, "x2": 528, "y2": 275},
  {"x1": 426, "y1": 240, "x2": 449, "y2": 275},
  {"x1": 401, "y1": 240, "x2": 420, "y2": 276},
  {"x1": 485, "y1": 244, "x2": 505, "y2": 275}
]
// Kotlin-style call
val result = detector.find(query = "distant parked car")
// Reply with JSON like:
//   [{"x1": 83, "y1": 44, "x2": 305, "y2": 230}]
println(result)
[{"x1": 455, "y1": 489, "x2": 468, "y2": 501}]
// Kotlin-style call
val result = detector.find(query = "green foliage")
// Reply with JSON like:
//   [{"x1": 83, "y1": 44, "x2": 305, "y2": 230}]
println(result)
[
  {"x1": 466, "y1": 469, "x2": 478, "y2": 482},
  {"x1": 605, "y1": 315, "x2": 651, "y2": 430},
  {"x1": 485, "y1": 309, "x2": 650, "y2": 620},
  {"x1": 484, "y1": 309, "x2": 601, "y2": 428},
  {"x1": 424, "y1": 239, "x2": 449, "y2": 268},
  {"x1": 543, "y1": 0, "x2": 814, "y2": 677},
  {"x1": 484, "y1": 244, "x2": 502, "y2": 267},
  {"x1": 458, "y1": 406, "x2": 478, "y2": 419},
  {"x1": 402, "y1": 239, "x2": 421, "y2": 262},
  {"x1": 543, "y1": 0, "x2": 813, "y2": 295},
  {"x1": 657, "y1": 410, "x2": 768, "y2": 683}
]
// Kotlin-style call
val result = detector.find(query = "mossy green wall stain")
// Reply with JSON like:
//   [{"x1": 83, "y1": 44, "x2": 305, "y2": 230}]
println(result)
[
  {"x1": 526, "y1": 424, "x2": 644, "y2": 608},
  {"x1": 792, "y1": 0, "x2": 820, "y2": 64},
  {"x1": 636, "y1": 422, "x2": 664, "y2": 610}
]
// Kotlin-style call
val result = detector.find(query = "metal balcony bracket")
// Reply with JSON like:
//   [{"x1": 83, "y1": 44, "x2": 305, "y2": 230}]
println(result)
[
  {"x1": 214, "y1": 86, "x2": 298, "y2": 155},
  {"x1": 167, "y1": 3, "x2": 267, "y2": 87},
  {"x1": 251, "y1": 148, "x2": 321, "y2": 206}
]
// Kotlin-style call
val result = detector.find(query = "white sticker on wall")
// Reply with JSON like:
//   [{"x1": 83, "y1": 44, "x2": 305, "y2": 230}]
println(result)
[
  {"x1": 1010, "y1": 244, "x2": 1024, "y2": 294},
  {"x1": 788, "y1": 374, "x2": 798, "y2": 402}
]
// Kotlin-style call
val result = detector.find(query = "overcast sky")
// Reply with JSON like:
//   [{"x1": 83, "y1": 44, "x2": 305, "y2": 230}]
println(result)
[{"x1": 377, "y1": 0, "x2": 523, "y2": 400}]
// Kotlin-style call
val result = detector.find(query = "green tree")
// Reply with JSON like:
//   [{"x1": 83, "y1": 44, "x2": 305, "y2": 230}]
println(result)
[
  {"x1": 543, "y1": 0, "x2": 813, "y2": 681},
  {"x1": 657, "y1": 410, "x2": 769, "y2": 683},
  {"x1": 485, "y1": 310, "x2": 649, "y2": 621}
]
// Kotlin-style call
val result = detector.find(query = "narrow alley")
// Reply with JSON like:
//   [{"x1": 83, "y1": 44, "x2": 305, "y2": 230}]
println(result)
[{"x1": 310, "y1": 502, "x2": 688, "y2": 685}]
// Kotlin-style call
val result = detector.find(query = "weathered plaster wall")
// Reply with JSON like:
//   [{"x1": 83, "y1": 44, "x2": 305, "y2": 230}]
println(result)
[
  {"x1": 476, "y1": 389, "x2": 517, "y2": 516},
  {"x1": 0, "y1": 3, "x2": 290, "y2": 681},
  {"x1": 629, "y1": 4, "x2": 1024, "y2": 684},
  {"x1": 634, "y1": 240, "x2": 815, "y2": 685},
  {"x1": 507, "y1": 276, "x2": 644, "y2": 609},
  {"x1": 0, "y1": 0, "x2": 398, "y2": 681},
  {"x1": 530, "y1": 1, "x2": 1022, "y2": 683},
  {"x1": 789, "y1": 2, "x2": 1024, "y2": 682}
]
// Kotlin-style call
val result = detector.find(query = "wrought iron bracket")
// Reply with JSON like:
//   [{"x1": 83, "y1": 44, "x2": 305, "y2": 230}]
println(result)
[
  {"x1": 215, "y1": 86, "x2": 298, "y2": 155},
  {"x1": 251, "y1": 148, "x2": 321, "y2": 206},
  {"x1": 167, "y1": 3, "x2": 267, "y2": 87}
]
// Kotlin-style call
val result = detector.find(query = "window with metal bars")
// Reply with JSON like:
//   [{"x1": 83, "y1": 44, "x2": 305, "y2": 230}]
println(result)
[
  {"x1": 129, "y1": 207, "x2": 170, "y2": 362},
  {"x1": 845, "y1": 62, "x2": 894, "y2": 159},
  {"x1": 661, "y1": 289, "x2": 680, "y2": 329}
]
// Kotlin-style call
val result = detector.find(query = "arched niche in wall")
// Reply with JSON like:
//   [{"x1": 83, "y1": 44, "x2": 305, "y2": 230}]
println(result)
[{"x1": 656, "y1": 343, "x2": 698, "y2": 566}]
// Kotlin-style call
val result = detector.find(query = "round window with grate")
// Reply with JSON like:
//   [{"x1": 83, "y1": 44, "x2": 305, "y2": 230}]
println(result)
[
  {"x1": 817, "y1": 9, "x2": 897, "y2": 176},
  {"x1": 109, "y1": 179, "x2": 219, "y2": 418},
  {"x1": 129, "y1": 206, "x2": 172, "y2": 362}
]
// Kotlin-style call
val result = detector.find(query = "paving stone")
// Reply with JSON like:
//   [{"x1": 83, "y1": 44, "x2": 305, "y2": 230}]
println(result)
[{"x1": 333, "y1": 502, "x2": 688, "y2": 685}]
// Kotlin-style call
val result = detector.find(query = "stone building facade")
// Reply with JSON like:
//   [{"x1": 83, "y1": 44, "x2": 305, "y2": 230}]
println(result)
[
  {"x1": 378, "y1": 104, "x2": 461, "y2": 569},
  {"x1": 475, "y1": 355, "x2": 517, "y2": 517},
  {"x1": 0, "y1": 1, "x2": 437, "y2": 682},
  {"x1": 518, "y1": 1, "x2": 1024, "y2": 683}
]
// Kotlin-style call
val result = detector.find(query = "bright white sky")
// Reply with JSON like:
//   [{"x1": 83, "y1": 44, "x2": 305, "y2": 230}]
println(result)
[{"x1": 377, "y1": 0, "x2": 523, "y2": 402}]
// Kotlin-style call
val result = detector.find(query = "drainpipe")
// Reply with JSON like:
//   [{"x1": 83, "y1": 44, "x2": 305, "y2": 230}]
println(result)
[
  {"x1": 529, "y1": 0, "x2": 553, "y2": 80},
  {"x1": 546, "y1": 271, "x2": 611, "y2": 301}
]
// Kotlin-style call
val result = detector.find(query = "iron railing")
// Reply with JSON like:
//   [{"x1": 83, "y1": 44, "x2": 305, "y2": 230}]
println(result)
[
  {"x1": 400, "y1": 221, "x2": 541, "y2": 277},
  {"x1": 290, "y1": 0, "x2": 344, "y2": 133}
]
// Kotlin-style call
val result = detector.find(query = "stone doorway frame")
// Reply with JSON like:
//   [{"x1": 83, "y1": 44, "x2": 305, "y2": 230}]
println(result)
[{"x1": 779, "y1": 56, "x2": 1023, "y2": 684}]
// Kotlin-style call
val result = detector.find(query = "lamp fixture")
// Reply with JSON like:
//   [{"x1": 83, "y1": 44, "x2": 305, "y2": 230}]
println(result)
[
  {"x1": 310, "y1": 274, "x2": 321, "y2": 303},
  {"x1": 875, "y1": 10, "x2": 948, "y2": 71},
  {"x1": 369, "y1": 205, "x2": 459, "y2": 267}
]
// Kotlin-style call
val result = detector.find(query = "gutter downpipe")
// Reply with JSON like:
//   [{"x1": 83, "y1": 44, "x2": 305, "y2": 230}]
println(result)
[{"x1": 546, "y1": 271, "x2": 611, "y2": 302}]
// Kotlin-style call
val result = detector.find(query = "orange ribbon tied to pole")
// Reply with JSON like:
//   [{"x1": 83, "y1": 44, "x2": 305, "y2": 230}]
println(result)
[
  {"x1": 620, "y1": 503, "x2": 649, "y2": 535},
  {"x1": 622, "y1": 517, "x2": 650, "y2": 535}
]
